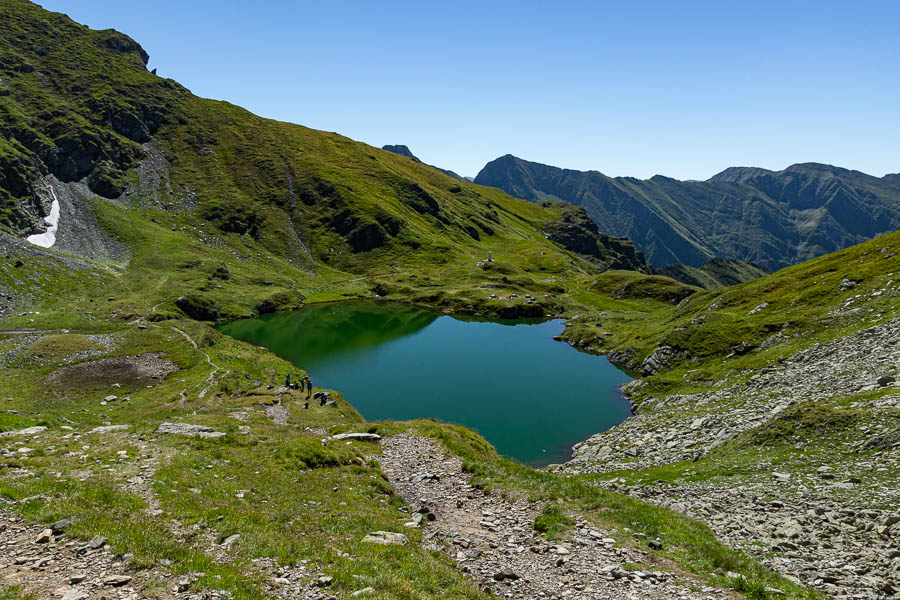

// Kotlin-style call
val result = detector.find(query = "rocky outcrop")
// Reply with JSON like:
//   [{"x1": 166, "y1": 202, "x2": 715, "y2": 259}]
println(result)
[
  {"x1": 176, "y1": 295, "x2": 220, "y2": 321},
  {"x1": 542, "y1": 206, "x2": 650, "y2": 273},
  {"x1": 639, "y1": 344, "x2": 691, "y2": 376}
]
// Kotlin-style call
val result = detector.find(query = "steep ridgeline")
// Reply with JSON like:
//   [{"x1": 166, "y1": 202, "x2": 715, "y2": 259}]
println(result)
[
  {"x1": 475, "y1": 155, "x2": 900, "y2": 271},
  {"x1": 657, "y1": 257, "x2": 769, "y2": 289},
  {"x1": 382, "y1": 144, "x2": 467, "y2": 181},
  {"x1": 0, "y1": 0, "x2": 650, "y2": 322}
]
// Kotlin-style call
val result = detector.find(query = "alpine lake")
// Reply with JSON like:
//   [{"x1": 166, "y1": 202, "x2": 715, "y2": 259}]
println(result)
[{"x1": 218, "y1": 301, "x2": 632, "y2": 466}]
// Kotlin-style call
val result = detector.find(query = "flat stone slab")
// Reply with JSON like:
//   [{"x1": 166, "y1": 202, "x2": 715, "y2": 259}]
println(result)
[
  {"x1": 88, "y1": 424, "x2": 131, "y2": 434},
  {"x1": 361, "y1": 531, "x2": 409, "y2": 546},
  {"x1": 155, "y1": 422, "x2": 225, "y2": 438},
  {"x1": 0, "y1": 426, "x2": 47, "y2": 438},
  {"x1": 331, "y1": 432, "x2": 382, "y2": 443}
]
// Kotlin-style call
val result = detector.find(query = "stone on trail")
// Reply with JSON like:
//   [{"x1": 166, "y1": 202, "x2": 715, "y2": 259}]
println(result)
[
  {"x1": 35, "y1": 528, "x2": 53, "y2": 543},
  {"x1": 104, "y1": 575, "x2": 132, "y2": 587},
  {"x1": 155, "y1": 422, "x2": 226, "y2": 438},
  {"x1": 361, "y1": 531, "x2": 409, "y2": 546}
]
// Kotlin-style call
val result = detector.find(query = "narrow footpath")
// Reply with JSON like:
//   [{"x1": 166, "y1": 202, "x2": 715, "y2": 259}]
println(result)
[{"x1": 377, "y1": 433, "x2": 735, "y2": 600}]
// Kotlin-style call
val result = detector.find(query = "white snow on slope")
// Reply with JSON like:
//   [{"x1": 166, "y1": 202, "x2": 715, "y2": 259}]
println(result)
[{"x1": 26, "y1": 187, "x2": 60, "y2": 248}]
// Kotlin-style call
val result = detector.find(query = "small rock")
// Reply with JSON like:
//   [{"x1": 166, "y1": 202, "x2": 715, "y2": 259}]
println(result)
[
  {"x1": 361, "y1": 531, "x2": 409, "y2": 546},
  {"x1": 104, "y1": 575, "x2": 132, "y2": 587},
  {"x1": 51, "y1": 517, "x2": 75, "y2": 533},
  {"x1": 88, "y1": 535, "x2": 107, "y2": 549},
  {"x1": 35, "y1": 528, "x2": 53, "y2": 543},
  {"x1": 877, "y1": 374, "x2": 896, "y2": 387}
]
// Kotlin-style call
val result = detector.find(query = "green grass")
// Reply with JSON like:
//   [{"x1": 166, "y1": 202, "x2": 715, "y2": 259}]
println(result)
[{"x1": 533, "y1": 502, "x2": 576, "y2": 537}]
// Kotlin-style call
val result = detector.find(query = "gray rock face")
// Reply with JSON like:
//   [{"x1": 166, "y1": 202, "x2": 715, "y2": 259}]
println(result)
[
  {"x1": 640, "y1": 345, "x2": 690, "y2": 375},
  {"x1": 155, "y1": 422, "x2": 225, "y2": 438}
]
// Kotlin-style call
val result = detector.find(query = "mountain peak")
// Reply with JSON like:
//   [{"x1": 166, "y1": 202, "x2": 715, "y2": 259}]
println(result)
[
  {"x1": 382, "y1": 145, "x2": 467, "y2": 181},
  {"x1": 707, "y1": 166, "x2": 774, "y2": 183},
  {"x1": 382, "y1": 145, "x2": 420, "y2": 161}
]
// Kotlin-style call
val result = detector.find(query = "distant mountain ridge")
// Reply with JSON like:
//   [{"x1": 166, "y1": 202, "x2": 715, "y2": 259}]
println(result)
[
  {"x1": 657, "y1": 258, "x2": 769, "y2": 289},
  {"x1": 474, "y1": 155, "x2": 900, "y2": 270}
]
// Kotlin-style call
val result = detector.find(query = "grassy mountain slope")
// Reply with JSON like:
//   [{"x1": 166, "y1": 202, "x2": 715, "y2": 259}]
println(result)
[
  {"x1": 561, "y1": 229, "x2": 900, "y2": 384},
  {"x1": 474, "y1": 154, "x2": 900, "y2": 271},
  {"x1": 0, "y1": 0, "x2": 656, "y2": 324}
]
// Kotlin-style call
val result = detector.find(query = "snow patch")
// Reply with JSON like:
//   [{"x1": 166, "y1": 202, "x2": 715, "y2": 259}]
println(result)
[{"x1": 26, "y1": 187, "x2": 60, "y2": 248}]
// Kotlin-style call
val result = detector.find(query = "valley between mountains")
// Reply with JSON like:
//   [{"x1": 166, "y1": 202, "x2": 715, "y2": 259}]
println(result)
[{"x1": 0, "y1": 2, "x2": 898, "y2": 600}]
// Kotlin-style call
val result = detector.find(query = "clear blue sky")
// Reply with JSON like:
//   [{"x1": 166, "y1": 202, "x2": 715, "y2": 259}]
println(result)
[{"x1": 38, "y1": 0, "x2": 900, "y2": 180}]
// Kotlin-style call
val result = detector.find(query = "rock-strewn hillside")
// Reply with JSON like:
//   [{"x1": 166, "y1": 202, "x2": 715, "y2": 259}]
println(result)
[
  {"x1": 556, "y1": 232, "x2": 900, "y2": 600},
  {"x1": 475, "y1": 155, "x2": 900, "y2": 271}
]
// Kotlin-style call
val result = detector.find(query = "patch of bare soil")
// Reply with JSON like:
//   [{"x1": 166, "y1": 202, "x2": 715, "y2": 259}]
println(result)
[{"x1": 47, "y1": 353, "x2": 178, "y2": 388}]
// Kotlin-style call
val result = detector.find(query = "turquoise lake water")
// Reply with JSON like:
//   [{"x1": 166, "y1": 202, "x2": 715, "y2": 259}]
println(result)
[{"x1": 218, "y1": 301, "x2": 632, "y2": 466}]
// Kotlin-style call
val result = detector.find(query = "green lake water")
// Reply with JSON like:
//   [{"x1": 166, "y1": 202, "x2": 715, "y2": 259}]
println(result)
[{"x1": 218, "y1": 301, "x2": 632, "y2": 466}]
